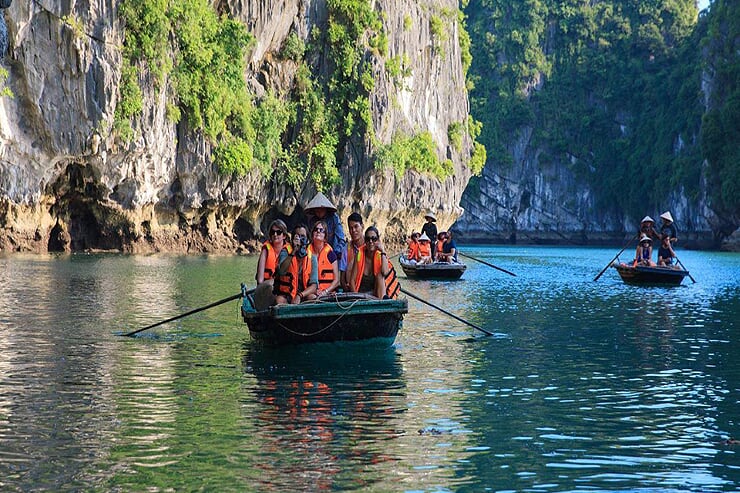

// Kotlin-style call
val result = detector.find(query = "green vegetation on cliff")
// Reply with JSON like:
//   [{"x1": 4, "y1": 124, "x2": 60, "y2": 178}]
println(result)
[
  {"x1": 0, "y1": 67, "x2": 13, "y2": 98},
  {"x1": 118, "y1": 0, "x2": 483, "y2": 191},
  {"x1": 117, "y1": 0, "x2": 255, "y2": 175},
  {"x1": 701, "y1": 0, "x2": 740, "y2": 221},
  {"x1": 466, "y1": 0, "x2": 738, "y2": 221}
]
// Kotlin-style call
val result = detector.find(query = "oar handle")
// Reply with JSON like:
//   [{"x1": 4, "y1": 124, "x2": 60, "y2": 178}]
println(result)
[
  {"x1": 400, "y1": 287, "x2": 493, "y2": 336},
  {"x1": 122, "y1": 284, "x2": 254, "y2": 337},
  {"x1": 594, "y1": 233, "x2": 639, "y2": 281},
  {"x1": 459, "y1": 252, "x2": 516, "y2": 277}
]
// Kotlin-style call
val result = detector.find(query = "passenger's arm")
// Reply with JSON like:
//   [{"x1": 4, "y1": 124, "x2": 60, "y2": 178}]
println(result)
[{"x1": 256, "y1": 247, "x2": 268, "y2": 283}]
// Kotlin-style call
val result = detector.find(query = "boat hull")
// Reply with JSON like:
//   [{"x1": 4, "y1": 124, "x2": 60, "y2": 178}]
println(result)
[
  {"x1": 242, "y1": 294, "x2": 408, "y2": 347},
  {"x1": 615, "y1": 264, "x2": 689, "y2": 286},
  {"x1": 399, "y1": 256, "x2": 466, "y2": 280}
]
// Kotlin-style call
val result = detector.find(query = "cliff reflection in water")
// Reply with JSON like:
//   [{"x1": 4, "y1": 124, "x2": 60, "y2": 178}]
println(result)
[{"x1": 243, "y1": 344, "x2": 407, "y2": 492}]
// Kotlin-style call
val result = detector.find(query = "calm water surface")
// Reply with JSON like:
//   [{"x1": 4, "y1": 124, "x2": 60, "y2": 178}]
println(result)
[{"x1": 0, "y1": 246, "x2": 738, "y2": 492}]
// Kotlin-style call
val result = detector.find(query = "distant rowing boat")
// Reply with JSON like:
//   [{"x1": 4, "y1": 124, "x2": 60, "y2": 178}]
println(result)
[
  {"x1": 241, "y1": 292, "x2": 408, "y2": 347},
  {"x1": 614, "y1": 264, "x2": 690, "y2": 286},
  {"x1": 398, "y1": 255, "x2": 466, "y2": 280}
]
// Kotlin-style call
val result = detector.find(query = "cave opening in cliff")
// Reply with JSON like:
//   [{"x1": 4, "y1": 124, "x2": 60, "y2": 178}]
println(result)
[
  {"x1": 68, "y1": 201, "x2": 102, "y2": 251},
  {"x1": 233, "y1": 217, "x2": 256, "y2": 244},
  {"x1": 48, "y1": 223, "x2": 67, "y2": 252}
]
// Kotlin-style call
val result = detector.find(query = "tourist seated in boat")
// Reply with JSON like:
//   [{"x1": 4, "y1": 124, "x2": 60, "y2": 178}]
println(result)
[
  {"x1": 406, "y1": 232, "x2": 421, "y2": 263},
  {"x1": 273, "y1": 225, "x2": 319, "y2": 305},
  {"x1": 434, "y1": 232, "x2": 446, "y2": 260},
  {"x1": 421, "y1": 212, "x2": 438, "y2": 258},
  {"x1": 659, "y1": 211, "x2": 678, "y2": 244},
  {"x1": 435, "y1": 231, "x2": 458, "y2": 263},
  {"x1": 348, "y1": 226, "x2": 400, "y2": 299},
  {"x1": 657, "y1": 234, "x2": 678, "y2": 267},
  {"x1": 417, "y1": 232, "x2": 433, "y2": 264},
  {"x1": 639, "y1": 216, "x2": 659, "y2": 241},
  {"x1": 251, "y1": 219, "x2": 291, "y2": 309},
  {"x1": 341, "y1": 212, "x2": 365, "y2": 291},
  {"x1": 305, "y1": 192, "x2": 347, "y2": 281},
  {"x1": 309, "y1": 220, "x2": 341, "y2": 297},
  {"x1": 255, "y1": 219, "x2": 290, "y2": 284},
  {"x1": 633, "y1": 234, "x2": 655, "y2": 267}
]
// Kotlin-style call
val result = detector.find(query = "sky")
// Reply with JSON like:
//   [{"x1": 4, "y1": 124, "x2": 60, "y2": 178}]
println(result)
[{"x1": 698, "y1": 0, "x2": 710, "y2": 10}]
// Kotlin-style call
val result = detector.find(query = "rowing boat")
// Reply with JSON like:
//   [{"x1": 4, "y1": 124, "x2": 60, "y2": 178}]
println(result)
[
  {"x1": 614, "y1": 264, "x2": 690, "y2": 286},
  {"x1": 241, "y1": 292, "x2": 408, "y2": 346},
  {"x1": 398, "y1": 255, "x2": 466, "y2": 280}
]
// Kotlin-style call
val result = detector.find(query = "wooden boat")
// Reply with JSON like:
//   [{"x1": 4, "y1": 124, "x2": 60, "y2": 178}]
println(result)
[
  {"x1": 398, "y1": 254, "x2": 466, "y2": 280},
  {"x1": 241, "y1": 292, "x2": 408, "y2": 347},
  {"x1": 614, "y1": 263, "x2": 690, "y2": 286}
]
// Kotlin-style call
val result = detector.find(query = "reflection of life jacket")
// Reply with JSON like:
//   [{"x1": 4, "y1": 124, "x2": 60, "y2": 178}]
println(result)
[
  {"x1": 407, "y1": 241, "x2": 419, "y2": 260},
  {"x1": 311, "y1": 243, "x2": 335, "y2": 289},
  {"x1": 353, "y1": 248, "x2": 400, "y2": 299},
  {"x1": 260, "y1": 241, "x2": 291, "y2": 281},
  {"x1": 418, "y1": 242, "x2": 431, "y2": 258},
  {"x1": 274, "y1": 250, "x2": 312, "y2": 298}
]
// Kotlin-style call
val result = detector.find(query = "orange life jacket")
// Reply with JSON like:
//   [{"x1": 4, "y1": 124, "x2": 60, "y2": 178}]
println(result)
[
  {"x1": 435, "y1": 240, "x2": 445, "y2": 256},
  {"x1": 311, "y1": 243, "x2": 335, "y2": 290},
  {"x1": 407, "y1": 241, "x2": 420, "y2": 260},
  {"x1": 418, "y1": 242, "x2": 431, "y2": 258},
  {"x1": 353, "y1": 248, "x2": 400, "y2": 299},
  {"x1": 259, "y1": 241, "x2": 291, "y2": 281},
  {"x1": 273, "y1": 250, "x2": 312, "y2": 299}
]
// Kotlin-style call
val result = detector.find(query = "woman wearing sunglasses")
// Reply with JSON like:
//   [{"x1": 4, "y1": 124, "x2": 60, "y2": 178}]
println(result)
[
  {"x1": 256, "y1": 219, "x2": 290, "y2": 284},
  {"x1": 348, "y1": 226, "x2": 400, "y2": 299},
  {"x1": 309, "y1": 220, "x2": 340, "y2": 298}
]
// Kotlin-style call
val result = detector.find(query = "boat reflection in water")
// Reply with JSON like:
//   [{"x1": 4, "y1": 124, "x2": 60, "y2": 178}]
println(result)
[{"x1": 243, "y1": 344, "x2": 407, "y2": 492}]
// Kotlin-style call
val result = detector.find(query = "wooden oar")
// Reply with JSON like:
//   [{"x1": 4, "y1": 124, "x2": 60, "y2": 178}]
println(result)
[
  {"x1": 400, "y1": 287, "x2": 493, "y2": 336},
  {"x1": 121, "y1": 285, "x2": 254, "y2": 337},
  {"x1": 458, "y1": 252, "x2": 516, "y2": 277},
  {"x1": 594, "y1": 233, "x2": 639, "y2": 281},
  {"x1": 674, "y1": 256, "x2": 696, "y2": 283}
]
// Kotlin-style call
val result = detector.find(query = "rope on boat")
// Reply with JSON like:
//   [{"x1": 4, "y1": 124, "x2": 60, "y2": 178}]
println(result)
[{"x1": 276, "y1": 297, "x2": 366, "y2": 337}]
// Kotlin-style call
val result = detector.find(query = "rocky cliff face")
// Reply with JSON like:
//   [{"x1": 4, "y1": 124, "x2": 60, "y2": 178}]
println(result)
[
  {"x1": 453, "y1": 1, "x2": 737, "y2": 250},
  {"x1": 453, "y1": 135, "x2": 719, "y2": 248},
  {"x1": 0, "y1": 0, "x2": 473, "y2": 253}
]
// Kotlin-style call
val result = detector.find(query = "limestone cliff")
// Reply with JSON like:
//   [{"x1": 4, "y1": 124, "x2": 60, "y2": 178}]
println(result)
[
  {"x1": 453, "y1": 132, "x2": 718, "y2": 248},
  {"x1": 454, "y1": 0, "x2": 737, "y2": 250},
  {"x1": 0, "y1": 0, "x2": 474, "y2": 253}
]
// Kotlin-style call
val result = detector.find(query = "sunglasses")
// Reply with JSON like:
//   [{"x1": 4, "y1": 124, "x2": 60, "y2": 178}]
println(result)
[
  {"x1": 270, "y1": 229, "x2": 283, "y2": 236},
  {"x1": 365, "y1": 236, "x2": 379, "y2": 242},
  {"x1": 313, "y1": 227, "x2": 325, "y2": 233}
]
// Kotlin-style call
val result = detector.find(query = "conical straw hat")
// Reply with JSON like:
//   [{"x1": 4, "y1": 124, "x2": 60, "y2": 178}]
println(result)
[
  {"x1": 419, "y1": 232, "x2": 431, "y2": 241},
  {"x1": 641, "y1": 216, "x2": 654, "y2": 224},
  {"x1": 660, "y1": 211, "x2": 673, "y2": 222},
  {"x1": 304, "y1": 192, "x2": 337, "y2": 213}
]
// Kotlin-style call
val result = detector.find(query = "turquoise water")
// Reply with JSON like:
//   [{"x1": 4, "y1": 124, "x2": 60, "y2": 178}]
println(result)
[{"x1": 0, "y1": 246, "x2": 738, "y2": 492}]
